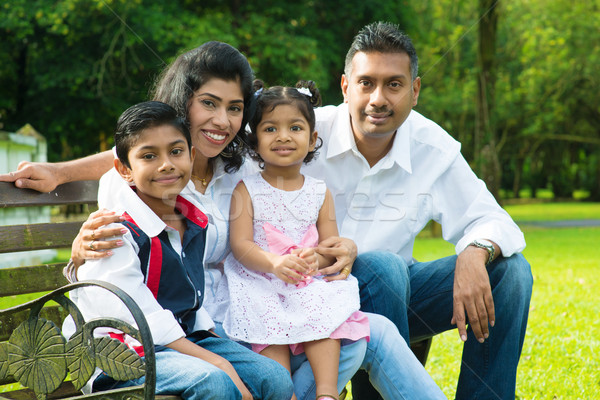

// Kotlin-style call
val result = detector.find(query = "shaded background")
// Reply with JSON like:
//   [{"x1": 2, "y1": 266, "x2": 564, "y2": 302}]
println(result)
[{"x1": 1, "y1": 0, "x2": 599, "y2": 201}]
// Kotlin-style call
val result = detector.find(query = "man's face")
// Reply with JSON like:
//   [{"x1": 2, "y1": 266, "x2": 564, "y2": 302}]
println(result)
[{"x1": 342, "y1": 51, "x2": 421, "y2": 144}]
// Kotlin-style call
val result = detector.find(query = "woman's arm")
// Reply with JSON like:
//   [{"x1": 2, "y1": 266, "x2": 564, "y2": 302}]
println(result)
[
  {"x1": 0, "y1": 150, "x2": 114, "y2": 192},
  {"x1": 228, "y1": 182, "x2": 311, "y2": 284}
]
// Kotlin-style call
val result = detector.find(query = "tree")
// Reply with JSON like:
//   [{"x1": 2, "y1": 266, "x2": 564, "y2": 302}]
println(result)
[{"x1": 475, "y1": 0, "x2": 501, "y2": 200}]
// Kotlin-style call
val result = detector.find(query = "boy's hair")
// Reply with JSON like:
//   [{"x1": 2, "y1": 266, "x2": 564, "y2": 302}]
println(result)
[
  {"x1": 344, "y1": 21, "x2": 419, "y2": 80},
  {"x1": 115, "y1": 101, "x2": 192, "y2": 168},
  {"x1": 247, "y1": 80, "x2": 323, "y2": 167}
]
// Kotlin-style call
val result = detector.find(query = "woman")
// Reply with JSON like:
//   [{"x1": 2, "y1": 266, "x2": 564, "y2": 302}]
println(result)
[{"x1": 2, "y1": 41, "x2": 445, "y2": 400}]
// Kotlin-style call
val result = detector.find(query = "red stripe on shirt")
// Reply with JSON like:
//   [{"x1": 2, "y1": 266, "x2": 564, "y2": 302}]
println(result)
[{"x1": 146, "y1": 236, "x2": 163, "y2": 299}]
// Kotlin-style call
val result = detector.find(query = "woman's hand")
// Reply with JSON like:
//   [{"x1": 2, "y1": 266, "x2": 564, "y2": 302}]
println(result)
[
  {"x1": 316, "y1": 236, "x2": 357, "y2": 281},
  {"x1": 0, "y1": 161, "x2": 64, "y2": 192},
  {"x1": 71, "y1": 209, "x2": 127, "y2": 268}
]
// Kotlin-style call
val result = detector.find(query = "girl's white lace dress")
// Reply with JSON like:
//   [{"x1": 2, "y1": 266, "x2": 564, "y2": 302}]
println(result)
[{"x1": 217, "y1": 173, "x2": 368, "y2": 348}]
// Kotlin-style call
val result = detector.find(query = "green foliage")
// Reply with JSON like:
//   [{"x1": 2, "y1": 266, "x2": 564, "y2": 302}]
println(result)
[{"x1": 0, "y1": 0, "x2": 598, "y2": 195}]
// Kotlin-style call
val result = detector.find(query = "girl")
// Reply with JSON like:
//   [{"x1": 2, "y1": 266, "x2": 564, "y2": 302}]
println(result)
[{"x1": 218, "y1": 81, "x2": 369, "y2": 400}]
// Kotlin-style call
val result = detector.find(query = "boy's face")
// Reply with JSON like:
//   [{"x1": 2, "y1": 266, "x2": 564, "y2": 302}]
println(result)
[{"x1": 116, "y1": 125, "x2": 194, "y2": 205}]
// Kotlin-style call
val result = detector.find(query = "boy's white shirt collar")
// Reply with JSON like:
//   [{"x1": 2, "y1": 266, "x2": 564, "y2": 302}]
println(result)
[
  {"x1": 325, "y1": 103, "x2": 413, "y2": 173},
  {"x1": 99, "y1": 169, "x2": 200, "y2": 237}
]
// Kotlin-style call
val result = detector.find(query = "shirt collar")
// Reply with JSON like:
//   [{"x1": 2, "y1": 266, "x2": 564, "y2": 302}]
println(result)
[
  {"x1": 325, "y1": 103, "x2": 413, "y2": 174},
  {"x1": 326, "y1": 103, "x2": 355, "y2": 159},
  {"x1": 115, "y1": 179, "x2": 208, "y2": 238}
]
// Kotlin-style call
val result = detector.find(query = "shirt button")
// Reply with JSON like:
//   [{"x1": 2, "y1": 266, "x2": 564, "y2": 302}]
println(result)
[{"x1": 182, "y1": 251, "x2": 186, "y2": 258}]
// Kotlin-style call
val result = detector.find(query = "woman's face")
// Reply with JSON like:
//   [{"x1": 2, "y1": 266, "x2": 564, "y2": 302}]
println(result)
[{"x1": 187, "y1": 78, "x2": 245, "y2": 160}]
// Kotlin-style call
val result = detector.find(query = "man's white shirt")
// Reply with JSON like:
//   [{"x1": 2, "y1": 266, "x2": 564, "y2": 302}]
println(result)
[{"x1": 304, "y1": 104, "x2": 525, "y2": 263}]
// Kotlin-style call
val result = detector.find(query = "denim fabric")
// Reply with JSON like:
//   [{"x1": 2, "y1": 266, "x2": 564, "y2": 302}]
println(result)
[
  {"x1": 93, "y1": 336, "x2": 293, "y2": 400},
  {"x1": 359, "y1": 313, "x2": 446, "y2": 399},
  {"x1": 214, "y1": 321, "x2": 366, "y2": 400},
  {"x1": 352, "y1": 251, "x2": 533, "y2": 400}
]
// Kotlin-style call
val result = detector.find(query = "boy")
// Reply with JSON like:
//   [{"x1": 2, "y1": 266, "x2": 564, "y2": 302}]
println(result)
[{"x1": 64, "y1": 101, "x2": 292, "y2": 400}]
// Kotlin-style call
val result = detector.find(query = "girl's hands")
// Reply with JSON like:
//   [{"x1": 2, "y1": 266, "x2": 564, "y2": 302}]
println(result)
[
  {"x1": 71, "y1": 209, "x2": 126, "y2": 268},
  {"x1": 271, "y1": 253, "x2": 313, "y2": 284},
  {"x1": 291, "y1": 248, "x2": 319, "y2": 272}
]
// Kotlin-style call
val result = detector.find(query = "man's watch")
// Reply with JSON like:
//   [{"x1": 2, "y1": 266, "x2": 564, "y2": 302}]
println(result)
[{"x1": 469, "y1": 239, "x2": 495, "y2": 265}]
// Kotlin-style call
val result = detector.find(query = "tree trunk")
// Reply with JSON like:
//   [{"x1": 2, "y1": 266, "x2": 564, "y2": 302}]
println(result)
[
  {"x1": 475, "y1": 0, "x2": 501, "y2": 201},
  {"x1": 512, "y1": 156, "x2": 524, "y2": 199}
]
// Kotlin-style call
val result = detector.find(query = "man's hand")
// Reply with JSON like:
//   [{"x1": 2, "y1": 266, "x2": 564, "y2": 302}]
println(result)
[
  {"x1": 452, "y1": 245, "x2": 496, "y2": 343},
  {"x1": 0, "y1": 161, "x2": 63, "y2": 192},
  {"x1": 316, "y1": 236, "x2": 357, "y2": 281}
]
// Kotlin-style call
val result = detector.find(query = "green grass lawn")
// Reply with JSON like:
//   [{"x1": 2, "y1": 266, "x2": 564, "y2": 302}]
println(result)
[{"x1": 413, "y1": 204, "x2": 600, "y2": 399}]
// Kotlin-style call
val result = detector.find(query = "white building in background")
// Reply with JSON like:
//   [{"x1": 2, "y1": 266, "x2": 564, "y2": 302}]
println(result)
[{"x1": 0, "y1": 124, "x2": 56, "y2": 268}]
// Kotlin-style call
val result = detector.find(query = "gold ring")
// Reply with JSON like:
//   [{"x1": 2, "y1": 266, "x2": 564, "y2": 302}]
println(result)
[
  {"x1": 89, "y1": 240, "x2": 96, "y2": 251},
  {"x1": 91, "y1": 230, "x2": 96, "y2": 240},
  {"x1": 340, "y1": 267, "x2": 351, "y2": 277}
]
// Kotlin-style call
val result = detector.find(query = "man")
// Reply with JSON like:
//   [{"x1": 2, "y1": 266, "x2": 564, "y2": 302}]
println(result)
[{"x1": 304, "y1": 21, "x2": 532, "y2": 399}]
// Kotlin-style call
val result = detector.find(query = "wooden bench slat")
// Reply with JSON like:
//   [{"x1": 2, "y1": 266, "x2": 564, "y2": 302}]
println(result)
[
  {"x1": 0, "y1": 222, "x2": 83, "y2": 253},
  {"x1": 0, "y1": 181, "x2": 98, "y2": 208},
  {"x1": 0, "y1": 264, "x2": 68, "y2": 296}
]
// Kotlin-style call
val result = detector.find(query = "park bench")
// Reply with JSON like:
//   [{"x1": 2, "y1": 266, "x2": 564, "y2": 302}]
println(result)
[
  {"x1": 0, "y1": 180, "x2": 181, "y2": 400},
  {"x1": 0, "y1": 179, "x2": 431, "y2": 400}
]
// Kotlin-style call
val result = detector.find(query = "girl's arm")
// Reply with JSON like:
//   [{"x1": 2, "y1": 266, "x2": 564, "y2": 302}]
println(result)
[
  {"x1": 313, "y1": 189, "x2": 341, "y2": 268},
  {"x1": 166, "y1": 338, "x2": 253, "y2": 400},
  {"x1": 229, "y1": 181, "x2": 311, "y2": 284},
  {"x1": 314, "y1": 189, "x2": 358, "y2": 280}
]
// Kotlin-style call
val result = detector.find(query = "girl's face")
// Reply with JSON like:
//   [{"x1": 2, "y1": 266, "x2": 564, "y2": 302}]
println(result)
[
  {"x1": 255, "y1": 104, "x2": 318, "y2": 170},
  {"x1": 187, "y1": 78, "x2": 245, "y2": 160}
]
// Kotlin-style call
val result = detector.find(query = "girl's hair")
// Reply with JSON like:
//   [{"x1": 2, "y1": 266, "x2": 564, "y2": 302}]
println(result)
[
  {"x1": 247, "y1": 80, "x2": 323, "y2": 167},
  {"x1": 150, "y1": 41, "x2": 255, "y2": 173},
  {"x1": 115, "y1": 101, "x2": 191, "y2": 169}
]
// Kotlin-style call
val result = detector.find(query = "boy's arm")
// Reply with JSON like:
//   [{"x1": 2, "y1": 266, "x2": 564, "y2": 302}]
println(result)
[
  {"x1": 228, "y1": 182, "x2": 311, "y2": 284},
  {"x1": 166, "y1": 338, "x2": 252, "y2": 399},
  {"x1": 76, "y1": 229, "x2": 185, "y2": 345},
  {"x1": 0, "y1": 150, "x2": 114, "y2": 192}
]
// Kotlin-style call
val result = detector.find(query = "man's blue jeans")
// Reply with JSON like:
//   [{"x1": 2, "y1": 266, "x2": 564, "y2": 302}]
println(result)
[
  {"x1": 352, "y1": 251, "x2": 533, "y2": 400},
  {"x1": 93, "y1": 335, "x2": 293, "y2": 399}
]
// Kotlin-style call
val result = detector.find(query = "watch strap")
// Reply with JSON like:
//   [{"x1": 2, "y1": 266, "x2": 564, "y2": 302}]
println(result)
[{"x1": 469, "y1": 239, "x2": 495, "y2": 265}]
